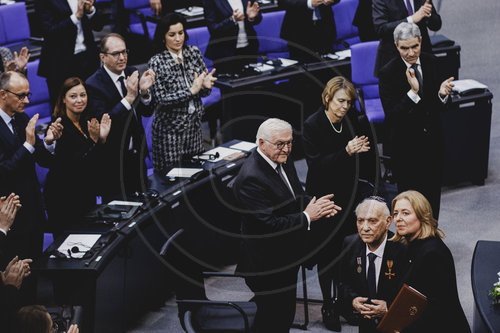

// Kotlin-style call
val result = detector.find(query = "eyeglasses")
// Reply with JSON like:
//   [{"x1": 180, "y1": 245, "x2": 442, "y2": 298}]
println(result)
[
  {"x1": 265, "y1": 139, "x2": 293, "y2": 150},
  {"x1": 3, "y1": 89, "x2": 31, "y2": 101},
  {"x1": 103, "y1": 49, "x2": 129, "y2": 58}
]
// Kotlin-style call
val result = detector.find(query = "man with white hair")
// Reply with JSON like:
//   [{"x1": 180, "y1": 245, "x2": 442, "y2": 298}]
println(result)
[
  {"x1": 378, "y1": 22, "x2": 454, "y2": 219},
  {"x1": 233, "y1": 118, "x2": 341, "y2": 332},
  {"x1": 340, "y1": 196, "x2": 406, "y2": 333}
]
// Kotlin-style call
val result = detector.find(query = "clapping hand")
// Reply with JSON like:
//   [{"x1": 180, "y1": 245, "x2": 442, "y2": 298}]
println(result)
[
  {"x1": 202, "y1": 68, "x2": 217, "y2": 89},
  {"x1": 87, "y1": 118, "x2": 100, "y2": 143},
  {"x1": 0, "y1": 193, "x2": 21, "y2": 232},
  {"x1": 346, "y1": 136, "x2": 370, "y2": 156},
  {"x1": 139, "y1": 69, "x2": 155, "y2": 94},
  {"x1": 190, "y1": 71, "x2": 207, "y2": 95},
  {"x1": 45, "y1": 117, "x2": 64, "y2": 145},
  {"x1": 412, "y1": 0, "x2": 432, "y2": 23},
  {"x1": 1, "y1": 257, "x2": 26, "y2": 290},
  {"x1": 99, "y1": 114, "x2": 112, "y2": 143},
  {"x1": 305, "y1": 194, "x2": 342, "y2": 222},
  {"x1": 25, "y1": 114, "x2": 38, "y2": 147},
  {"x1": 125, "y1": 71, "x2": 140, "y2": 104},
  {"x1": 233, "y1": 9, "x2": 244, "y2": 22},
  {"x1": 84, "y1": 0, "x2": 95, "y2": 14},
  {"x1": 150, "y1": 0, "x2": 162, "y2": 15},
  {"x1": 406, "y1": 66, "x2": 420, "y2": 94},
  {"x1": 3, "y1": 47, "x2": 30, "y2": 72},
  {"x1": 439, "y1": 77, "x2": 455, "y2": 97},
  {"x1": 246, "y1": 1, "x2": 259, "y2": 20}
]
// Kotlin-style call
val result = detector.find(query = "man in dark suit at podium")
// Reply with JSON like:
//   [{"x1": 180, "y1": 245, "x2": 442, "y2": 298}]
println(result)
[
  {"x1": 233, "y1": 118, "x2": 340, "y2": 332},
  {"x1": 378, "y1": 22, "x2": 454, "y2": 219},
  {"x1": 86, "y1": 33, "x2": 156, "y2": 200},
  {"x1": 372, "y1": 0, "x2": 441, "y2": 75},
  {"x1": 340, "y1": 196, "x2": 406, "y2": 332}
]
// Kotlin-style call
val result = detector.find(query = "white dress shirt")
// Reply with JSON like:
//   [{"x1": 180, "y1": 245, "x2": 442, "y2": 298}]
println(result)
[
  {"x1": 227, "y1": 0, "x2": 249, "y2": 48},
  {"x1": 68, "y1": 0, "x2": 96, "y2": 54},
  {"x1": 365, "y1": 235, "x2": 388, "y2": 291}
]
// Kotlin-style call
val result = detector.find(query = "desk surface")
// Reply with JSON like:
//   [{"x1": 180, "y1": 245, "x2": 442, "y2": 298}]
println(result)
[{"x1": 471, "y1": 240, "x2": 500, "y2": 332}]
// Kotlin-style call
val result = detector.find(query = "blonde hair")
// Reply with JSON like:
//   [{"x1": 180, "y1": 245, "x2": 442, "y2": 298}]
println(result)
[
  {"x1": 390, "y1": 190, "x2": 445, "y2": 243},
  {"x1": 321, "y1": 76, "x2": 356, "y2": 107}
]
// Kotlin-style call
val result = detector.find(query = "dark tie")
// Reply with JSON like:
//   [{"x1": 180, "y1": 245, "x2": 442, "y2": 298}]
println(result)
[
  {"x1": 411, "y1": 63, "x2": 423, "y2": 95},
  {"x1": 314, "y1": 6, "x2": 322, "y2": 20},
  {"x1": 367, "y1": 253, "x2": 377, "y2": 299},
  {"x1": 118, "y1": 76, "x2": 127, "y2": 98},
  {"x1": 276, "y1": 164, "x2": 295, "y2": 198},
  {"x1": 10, "y1": 117, "x2": 21, "y2": 142},
  {"x1": 118, "y1": 76, "x2": 140, "y2": 150},
  {"x1": 405, "y1": 0, "x2": 414, "y2": 15}
]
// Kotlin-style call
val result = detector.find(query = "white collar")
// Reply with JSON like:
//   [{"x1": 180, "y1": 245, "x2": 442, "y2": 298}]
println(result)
[
  {"x1": 0, "y1": 107, "x2": 13, "y2": 125},
  {"x1": 402, "y1": 57, "x2": 421, "y2": 68},
  {"x1": 169, "y1": 49, "x2": 183, "y2": 62},
  {"x1": 256, "y1": 147, "x2": 279, "y2": 170},
  {"x1": 103, "y1": 65, "x2": 125, "y2": 83},
  {"x1": 365, "y1": 234, "x2": 388, "y2": 259}
]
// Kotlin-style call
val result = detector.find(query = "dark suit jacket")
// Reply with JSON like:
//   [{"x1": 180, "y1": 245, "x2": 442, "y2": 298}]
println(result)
[
  {"x1": 203, "y1": 0, "x2": 262, "y2": 61},
  {"x1": 340, "y1": 232, "x2": 407, "y2": 333},
  {"x1": 372, "y1": 0, "x2": 441, "y2": 75},
  {"x1": 0, "y1": 113, "x2": 52, "y2": 235},
  {"x1": 402, "y1": 237, "x2": 470, "y2": 333},
  {"x1": 86, "y1": 66, "x2": 153, "y2": 197},
  {"x1": 233, "y1": 150, "x2": 311, "y2": 277},
  {"x1": 44, "y1": 117, "x2": 103, "y2": 234},
  {"x1": 279, "y1": 0, "x2": 337, "y2": 53},
  {"x1": 36, "y1": 0, "x2": 104, "y2": 79},
  {"x1": 353, "y1": 0, "x2": 377, "y2": 41},
  {"x1": 378, "y1": 53, "x2": 444, "y2": 199}
]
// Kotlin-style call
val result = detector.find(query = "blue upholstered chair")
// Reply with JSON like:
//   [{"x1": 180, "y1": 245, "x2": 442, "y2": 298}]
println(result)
[
  {"x1": 0, "y1": 2, "x2": 31, "y2": 47},
  {"x1": 253, "y1": 10, "x2": 289, "y2": 59},
  {"x1": 331, "y1": 0, "x2": 361, "y2": 50},
  {"x1": 141, "y1": 115, "x2": 154, "y2": 176},
  {"x1": 350, "y1": 41, "x2": 384, "y2": 124},
  {"x1": 25, "y1": 59, "x2": 52, "y2": 125},
  {"x1": 123, "y1": 0, "x2": 157, "y2": 39}
]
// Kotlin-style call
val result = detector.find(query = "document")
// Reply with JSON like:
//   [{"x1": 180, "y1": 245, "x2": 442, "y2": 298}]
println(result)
[
  {"x1": 335, "y1": 49, "x2": 351, "y2": 60},
  {"x1": 166, "y1": 168, "x2": 204, "y2": 178},
  {"x1": 107, "y1": 200, "x2": 143, "y2": 206},
  {"x1": 230, "y1": 141, "x2": 257, "y2": 151},
  {"x1": 57, "y1": 234, "x2": 101, "y2": 258}
]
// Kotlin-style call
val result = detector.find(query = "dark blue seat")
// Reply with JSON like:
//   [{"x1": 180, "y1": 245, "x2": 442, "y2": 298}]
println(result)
[
  {"x1": 123, "y1": 0, "x2": 157, "y2": 39},
  {"x1": 331, "y1": 0, "x2": 361, "y2": 50},
  {"x1": 351, "y1": 41, "x2": 384, "y2": 123},
  {"x1": 0, "y1": 2, "x2": 31, "y2": 47},
  {"x1": 253, "y1": 10, "x2": 289, "y2": 59},
  {"x1": 142, "y1": 115, "x2": 154, "y2": 176},
  {"x1": 25, "y1": 59, "x2": 52, "y2": 125},
  {"x1": 186, "y1": 26, "x2": 214, "y2": 68}
]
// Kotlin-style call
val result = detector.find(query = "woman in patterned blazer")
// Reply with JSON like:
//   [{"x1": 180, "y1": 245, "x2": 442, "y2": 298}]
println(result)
[{"x1": 149, "y1": 13, "x2": 217, "y2": 171}]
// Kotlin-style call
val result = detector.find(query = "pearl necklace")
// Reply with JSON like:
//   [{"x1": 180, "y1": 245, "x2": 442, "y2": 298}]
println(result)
[{"x1": 325, "y1": 111, "x2": 342, "y2": 133}]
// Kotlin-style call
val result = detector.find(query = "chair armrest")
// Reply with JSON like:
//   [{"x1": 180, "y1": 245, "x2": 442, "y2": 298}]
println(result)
[
  {"x1": 29, "y1": 37, "x2": 44, "y2": 43},
  {"x1": 176, "y1": 299, "x2": 252, "y2": 333}
]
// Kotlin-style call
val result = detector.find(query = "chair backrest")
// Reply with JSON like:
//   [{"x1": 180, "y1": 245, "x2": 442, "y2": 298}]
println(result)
[
  {"x1": 253, "y1": 10, "x2": 289, "y2": 59},
  {"x1": 351, "y1": 40, "x2": 380, "y2": 99},
  {"x1": 25, "y1": 59, "x2": 52, "y2": 123},
  {"x1": 186, "y1": 26, "x2": 213, "y2": 68},
  {"x1": 331, "y1": 0, "x2": 360, "y2": 48},
  {"x1": 123, "y1": 0, "x2": 155, "y2": 38},
  {"x1": 0, "y1": 2, "x2": 30, "y2": 47}
]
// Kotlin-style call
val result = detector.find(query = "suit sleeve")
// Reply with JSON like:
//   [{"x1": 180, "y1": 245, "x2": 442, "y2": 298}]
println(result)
[
  {"x1": 0, "y1": 145, "x2": 33, "y2": 182},
  {"x1": 86, "y1": 81, "x2": 131, "y2": 119},
  {"x1": 372, "y1": 0, "x2": 407, "y2": 40},
  {"x1": 425, "y1": 1, "x2": 442, "y2": 31},
  {"x1": 339, "y1": 236, "x2": 361, "y2": 312},
  {"x1": 378, "y1": 65, "x2": 417, "y2": 122},
  {"x1": 203, "y1": 0, "x2": 238, "y2": 34},
  {"x1": 235, "y1": 175, "x2": 308, "y2": 233},
  {"x1": 36, "y1": 0, "x2": 77, "y2": 40}
]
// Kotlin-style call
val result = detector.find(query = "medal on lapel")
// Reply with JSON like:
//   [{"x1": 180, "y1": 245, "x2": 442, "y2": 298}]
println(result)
[
  {"x1": 356, "y1": 257, "x2": 362, "y2": 274},
  {"x1": 384, "y1": 259, "x2": 395, "y2": 279}
]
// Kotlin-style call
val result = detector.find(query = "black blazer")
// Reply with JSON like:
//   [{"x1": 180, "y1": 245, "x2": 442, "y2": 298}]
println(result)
[
  {"x1": 340, "y1": 233, "x2": 407, "y2": 333},
  {"x1": 44, "y1": 117, "x2": 103, "y2": 233},
  {"x1": 372, "y1": 0, "x2": 441, "y2": 75},
  {"x1": 233, "y1": 150, "x2": 311, "y2": 275},
  {"x1": 36, "y1": 0, "x2": 104, "y2": 78},
  {"x1": 203, "y1": 0, "x2": 262, "y2": 61},
  {"x1": 0, "y1": 113, "x2": 52, "y2": 234},
  {"x1": 402, "y1": 237, "x2": 470, "y2": 333},
  {"x1": 86, "y1": 66, "x2": 153, "y2": 196},
  {"x1": 353, "y1": 0, "x2": 377, "y2": 41},
  {"x1": 279, "y1": 0, "x2": 337, "y2": 50}
]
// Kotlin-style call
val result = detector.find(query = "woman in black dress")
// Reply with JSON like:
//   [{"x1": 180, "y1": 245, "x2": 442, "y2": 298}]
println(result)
[
  {"x1": 44, "y1": 77, "x2": 111, "y2": 238},
  {"x1": 391, "y1": 190, "x2": 470, "y2": 332},
  {"x1": 303, "y1": 76, "x2": 376, "y2": 330}
]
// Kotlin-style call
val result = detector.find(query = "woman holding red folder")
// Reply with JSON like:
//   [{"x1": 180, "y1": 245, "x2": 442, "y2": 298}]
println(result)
[{"x1": 391, "y1": 190, "x2": 470, "y2": 332}]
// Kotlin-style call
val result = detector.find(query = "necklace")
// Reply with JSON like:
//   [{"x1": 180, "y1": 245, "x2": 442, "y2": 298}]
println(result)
[{"x1": 325, "y1": 111, "x2": 343, "y2": 133}]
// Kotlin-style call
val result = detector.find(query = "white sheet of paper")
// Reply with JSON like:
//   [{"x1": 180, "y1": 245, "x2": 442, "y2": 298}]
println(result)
[
  {"x1": 335, "y1": 49, "x2": 351, "y2": 59},
  {"x1": 196, "y1": 147, "x2": 242, "y2": 163},
  {"x1": 452, "y1": 79, "x2": 488, "y2": 94},
  {"x1": 253, "y1": 64, "x2": 275, "y2": 72},
  {"x1": 58, "y1": 234, "x2": 101, "y2": 258},
  {"x1": 107, "y1": 200, "x2": 143, "y2": 206},
  {"x1": 174, "y1": 6, "x2": 204, "y2": 16},
  {"x1": 230, "y1": 141, "x2": 257, "y2": 151},
  {"x1": 166, "y1": 168, "x2": 204, "y2": 178}
]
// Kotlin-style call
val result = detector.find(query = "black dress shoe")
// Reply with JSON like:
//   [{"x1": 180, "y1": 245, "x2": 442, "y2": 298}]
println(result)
[{"x1": 322, "y1": 303, "x2": 341, "y2": 332}]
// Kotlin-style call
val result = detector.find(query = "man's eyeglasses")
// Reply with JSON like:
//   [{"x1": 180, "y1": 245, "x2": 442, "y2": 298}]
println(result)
[
  {"x1": 3, "y1": 89, "x2": 31, "y2": 101},
  {"x1": 103, "y1": 49, "x2": 129, "y2": 58},
  {"x1": 265, "y1": 139, "x2": 293, "y2": 150}
]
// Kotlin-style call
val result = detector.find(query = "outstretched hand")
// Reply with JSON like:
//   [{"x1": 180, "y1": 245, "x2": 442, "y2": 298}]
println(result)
[
  {"x1": 202, "y1": 68, "x2": 217, "y2": 89},
  {"x1": 439, "y1": 77, "x2": 455, "y2": 97},
  {"x1": 99, "y1": 114, "x2": 112, "y2": 143},
  {"x1": 405, "y1": 66, "x2": 420, "y2": 94},
  {"x1": 45, "y1": 117, "x2": 64, "y2": 145}
]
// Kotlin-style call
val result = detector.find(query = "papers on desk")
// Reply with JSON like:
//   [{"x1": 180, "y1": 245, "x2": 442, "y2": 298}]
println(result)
[
  {"x1": 334, "y1": 49, "x2": 351, "y2": 60},
  {"x1": 251, "y1": 63, "x2": 275, "y2": 73},
  {"x1": 266, "y1": 58, "x2": 298, "y2": 68},
  {"x1": 107, "y1": 200, "x2": 143, "y2": 206},
  {"x1": 175, "y1": 6, "x2": 204, "y2": 16},
  {"x1": 195, "y1": 146, "x2": 244, "y2": 162},
  {"x1": 230, "y1": 141, "x2": 257, "y2": 152},
  {"x1": 57, "y1": 234, "x2": 101, "y2": 258},
  {"x1": 166, "y1": 168, "x2": 204, "y2": 178},
  {"x1": 452, "y1": 79, "x2": 488, "y2": 95}
]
